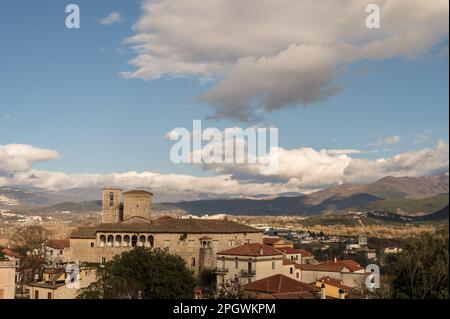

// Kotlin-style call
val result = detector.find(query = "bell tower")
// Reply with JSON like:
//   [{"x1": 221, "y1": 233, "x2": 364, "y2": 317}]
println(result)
[{"x1": 101, "y1": 188, "x2": 123, "y2": 223}]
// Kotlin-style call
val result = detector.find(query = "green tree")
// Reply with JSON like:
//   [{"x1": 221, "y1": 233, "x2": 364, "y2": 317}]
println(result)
[
  {"x1": 77, "y1": 247, "x2": 196, "y2": 299},
  {"x1": 381, "y1": 229, "x2": 449, "y2": 299}
]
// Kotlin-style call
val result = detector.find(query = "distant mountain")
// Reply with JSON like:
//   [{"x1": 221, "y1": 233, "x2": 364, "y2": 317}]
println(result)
[{"x1": 1, "y1": 174, "x2": 448, "y2": 216}]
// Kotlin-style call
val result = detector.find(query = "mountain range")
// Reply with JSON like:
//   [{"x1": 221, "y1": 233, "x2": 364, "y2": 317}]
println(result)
[{"x1": 1, "y1": 174, "x2": 448, "y2": 216}]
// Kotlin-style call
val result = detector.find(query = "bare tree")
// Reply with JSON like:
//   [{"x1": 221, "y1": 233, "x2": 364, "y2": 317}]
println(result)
[{"x1": 9, "y1": 226, "x2": 50, "y2": 282}]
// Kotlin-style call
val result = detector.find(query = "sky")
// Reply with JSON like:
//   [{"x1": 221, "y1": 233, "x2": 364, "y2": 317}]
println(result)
[{"x1": 0, "y1": 0, "x2": 449, "y2": 199}]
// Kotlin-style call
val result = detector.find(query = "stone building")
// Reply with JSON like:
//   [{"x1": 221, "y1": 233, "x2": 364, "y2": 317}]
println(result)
[{"x1": 69, "y1": 188, "x2": 262, "y2": 273}]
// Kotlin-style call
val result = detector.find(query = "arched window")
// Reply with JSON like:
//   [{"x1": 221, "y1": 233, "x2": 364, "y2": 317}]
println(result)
[
  {"x1": 109, "y1": 192, "x2": 114, "y2": 207},
  {"x1": 99, "y1": 235, "x2": 106, "y2": 247},
  {"x1": 107, "y1": 235, "x2": 114, "y2": 247},
  {"x1": 131, "y1": 235, "x2": 138, "y2": 247},
  {"x1": 147, "y1": 235, "x2": 154, "y2": 248},
  {"x1": 115, "y1": 235, "x2": 122, "y2": 247},
  {"x1": 139, "y1": 235, "x2": 146, "y2": 247},
  {"x1": 123, "y1": 235, "x2": 130, "y2": 247}
]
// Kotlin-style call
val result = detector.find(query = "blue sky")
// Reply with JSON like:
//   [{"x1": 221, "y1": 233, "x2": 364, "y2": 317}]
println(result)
[{"x1": 0, "y1": 0, "x2": 448, "y2": 195}]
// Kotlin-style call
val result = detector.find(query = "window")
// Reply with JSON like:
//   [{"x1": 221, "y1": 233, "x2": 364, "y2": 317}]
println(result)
[
  {"x1": 234, "y1": 258, "x2": 238, "y2": 269},
  {"x1": 47, "y1": 292, "x2": 52, "y2": 300},
  {"x1": 90, "y1": 242, "x2": 94, "y2": 248},
  {"x1": 188, "y1": 240, "x2": 194, "y2": 248},
  {"x1": 34, "y1": 290, "x2": 39, "y2": 299},
  {"x1": 109, "y1": 192, "x2": 114, "y2": 207},
  {"x1": 59, "y1": 249, "x2": 63, "y2": 255},
  {"x1": 101, "y1": 257, "x2": 106, "y2": 265},
  {"x1": 229, "y1": 240, "x2": 235, "y2": 247},
  {"x1": 191, "y1": 257, "x2": 196, "y2": 267},
  {"x1": 290, "y1": 267, "x2": 293, "y2": 275},
  {"x1": 272, "y1": 260, "x2": 275, "y2": 270},
  {"x1": 296, "y1": 272, "x2": 299, "y2": 278}
]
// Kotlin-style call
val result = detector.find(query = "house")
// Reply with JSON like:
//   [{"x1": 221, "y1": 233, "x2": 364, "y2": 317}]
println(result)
[
  {"x1": 1, "y1": 248, "x2": 23, "y2": 284},
  {"x1": 315, "y1": 276, "x2": 352, "y2": 299},
  {"x1": 282, "y1": 258, "x2": 301, "y2": 280},
  {"x1": 46, "y1": 239, "x2": 70, "y2": 264},
  {"x1": 216, "y1": 243, "x2": 284, "y2": 285},
  {"x1": 26, "y1": 265, "x2": 96, "y2": 299},
  {"x1": 243, "y1": 274, "x2": 318, "y2": 299},
  {"x1": 263, "y1": 237, "x2": 293, "y2": 249},
  {"x1": 0, "y1": 258, "x2": 16, "y2": 299},
  {"x1": 297, "y1": 259, "x2": 367, "y2": 287},
  {"x1": 275, "y1": 247, "x2": 315, "y2": 264}
]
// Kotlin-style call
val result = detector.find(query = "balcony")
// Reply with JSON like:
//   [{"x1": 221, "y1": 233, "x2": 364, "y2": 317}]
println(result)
[
  {"x1": 240, "y1": 269, "x2": 256, "y2": 277},
  {"x1": 215, "y1": 267, "x2": 229, "y2": 274}
]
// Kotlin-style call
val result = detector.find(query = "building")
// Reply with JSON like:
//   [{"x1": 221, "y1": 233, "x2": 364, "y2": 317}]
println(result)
[
  {"x1": 46, "y1": 239, "x2": 70, "y2": 264},
  {"x1": 263, "y1": 237, "x2": 293, "y2": 249},
  {"x1": 297, "y1": 259, "x2": 367, "y2": 287},
  {"x1": 26, "y1": 266, "x2": 96, "y2": 299},
  {"x1": 243, "y1": 274, "x2": 318, "y2": 299},
  {"x1": 0, "y1": 258, "x2": 16, "y2": 299},
  {"x1": 216, "y1": 243, "x2": 284, "y2": 285},
  {"x1": 69, "y1": 188, "x2": 262, "y2": 273},
  {"x1": 314, "y1": 276, "x2": 352, "y2": 299},
  {"x1": 275, "y1": 247, "x2": 315, "y2": 264}
]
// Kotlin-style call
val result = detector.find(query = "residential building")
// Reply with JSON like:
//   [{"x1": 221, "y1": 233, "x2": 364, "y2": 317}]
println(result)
[
  {"x1": 314, "y1": 276, "x2": 352, "y2": 299},
  {"x1": 0, "y1": 258, "x2": 15, "y2": 299},
  {"x1": 46, "y1": 239, "x2": 70, "y2": 264},
  {"x1": 216, "y1": 243, "x2": 284, "y2": 285},
  {"x1": 297, "y1": 259, "x2": 367, "y2": 287}
]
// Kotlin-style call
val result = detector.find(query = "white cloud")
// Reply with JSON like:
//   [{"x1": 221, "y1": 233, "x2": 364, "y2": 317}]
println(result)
[
  {"x1": 0, "y1": 144, "x2": 61, "y2": 174},
  {"x1": 0, "y1": 142, "x2": 448, "y2": 196},
  {"x1": 98, "y1": 12, "x2": 123, "y2": 25},
  {"x1": 123, "y1": 0, "x2": 449, "y2": 121},
  {"x1": 370, "y1": 135, "x2": 402, "y2": 147},
  {"x1": 414, "y1": 129, "x2": 434, "y2": 144}
]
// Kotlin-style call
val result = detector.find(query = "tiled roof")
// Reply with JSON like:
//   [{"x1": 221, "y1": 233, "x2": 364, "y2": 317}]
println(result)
[
  {"x1": 275, "y1": 247, "x2": 312, "y2": 257},
  {"x1": 218, "y1": 243, "x2": 283, "y2": 257},
  {"x1": 256, "y1": 292, "x2": 319, "y2": 299},
  {"x1": 299, "y1": 260, "x2": 364, "y2": 272},
  {"x1": 263, "y1": 237, "x2": 292, "y2": 246},
  {"x1": 244, "y1": 274, "x2": 317, "y2": 294},
  {"x1": 317, "y1": 276, "x2": 352, "y2": 291},
  {"x1": 1, "y1": 248, "x2": 23, "y2": 259},
  {"x1": 47, "y1": 239, "x2": 70, "y2": 249},
  {"x1": 123, "y1": 190, "x2": 153, "y2": 195},
  {"x1": 70, "y1": 219, "x2": 261, "y2": 239}
]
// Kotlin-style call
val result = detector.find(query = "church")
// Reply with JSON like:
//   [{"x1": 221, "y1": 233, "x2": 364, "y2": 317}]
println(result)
[{"x1": 69, "y1": 188, "x2": 262, "y2": 272}]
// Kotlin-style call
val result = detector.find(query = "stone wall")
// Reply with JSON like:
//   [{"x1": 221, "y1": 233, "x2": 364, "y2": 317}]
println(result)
[
  {"x1": 70, "y1": 232, "x2": 263, "y2": 273},
  {"x1": 123, "y1": 192, "x2": 152, "y2": 221}
]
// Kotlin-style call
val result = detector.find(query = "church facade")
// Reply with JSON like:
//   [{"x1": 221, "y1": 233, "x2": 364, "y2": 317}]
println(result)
[{"x1": 69, "y1": 188, "x2": 262, "y2": 273}]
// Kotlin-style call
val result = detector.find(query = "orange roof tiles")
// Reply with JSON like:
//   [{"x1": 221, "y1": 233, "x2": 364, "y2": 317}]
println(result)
[{"x1": 244, "y1": 274, "x2": 316, "y2": 294}]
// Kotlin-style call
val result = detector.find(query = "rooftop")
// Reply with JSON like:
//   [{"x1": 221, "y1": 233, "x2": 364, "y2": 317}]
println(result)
[
  {"x1": 218, "y1": 243, "x2": 283, "y2": 257},
  {"x1": 275, "y1": 247, "x2": 312, "y2": 257},
  {"x1": 70, "y1": 218, "x2": 261, "y2": 239},
  {"x1": 316, "y1": 276, "x2": 353, "y2": 291},
  {"x1": 46, "y1": 239, "x2": 70, "y2": 249},
  {"x1": 299, "y1": 260, "x2": 364, "y2": 272},
  {"x1": 244, "y1": 274, "x2": 317, "y2": 294}
]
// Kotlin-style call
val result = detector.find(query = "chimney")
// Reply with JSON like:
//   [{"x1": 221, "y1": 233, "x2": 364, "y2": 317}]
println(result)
[
  {"x1": 333, "y1": 257, "x2": 337, "y2": 263},
  {"x1": 339, "y1": 288, "x2": 345, "y2": 299},
  {"x1": 320, "y1": 284, "x2": 326, "y2": 299},
  {"x1": 259, "y1": 247, "x2": 264, "y2": 255}
]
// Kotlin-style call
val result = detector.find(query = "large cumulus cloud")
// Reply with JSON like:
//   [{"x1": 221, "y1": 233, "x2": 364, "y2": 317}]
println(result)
[{"x1": 122, "y1": 0, "x2": 449, "y2": 121}]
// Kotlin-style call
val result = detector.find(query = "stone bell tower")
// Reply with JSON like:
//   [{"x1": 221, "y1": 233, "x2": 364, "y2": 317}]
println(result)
[{"x1": 101, "y1": 188, "x2": 123, "y2": 223}]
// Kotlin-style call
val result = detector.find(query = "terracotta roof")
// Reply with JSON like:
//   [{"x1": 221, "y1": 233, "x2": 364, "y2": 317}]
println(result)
[
  {"x1": 70, "y1": 219, "x2": 261, "y2": 239},
  {"x1": 244, "y1": 274, "x2": 317, "y2": 294},
  {"x1": 299, "y1": 260, "x2": 364, "y2": 272},
  {"x1": 263, "y1": 237, "x2": 292, "y2": 246},
  {"x1": 276, "y1": 247, "x2": 312, "y2": 257},
  {"x1": 218, "y1": 243, "x2": 283, "y2": 257},
  {"x1": 256, "y1": 291, "x2": 319, "y2": 299},
  {"x1": 123, "y1": 190, "x2": 153, "y2": 196},
  {"x1": 1, "y1": 248, "x2": 23, "y2": 259},
  {"x1": 316, "y1": 277, "x2": 352, "y2": 291},
  {"x1": 47, "y1": 239, "x2": 70, "y2": 249}
]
